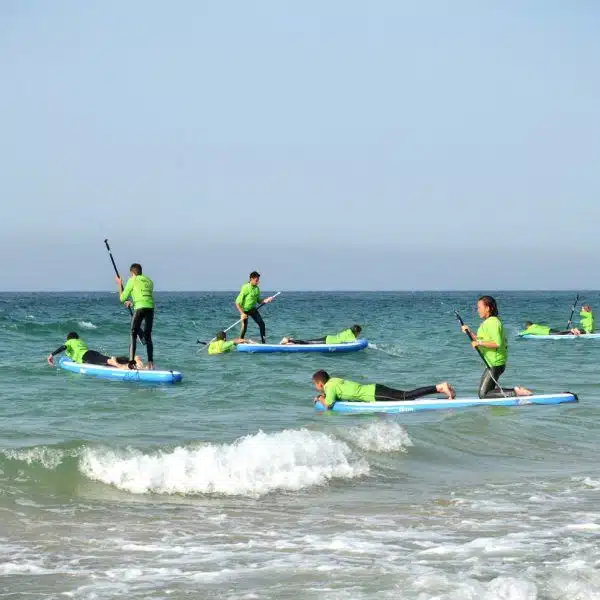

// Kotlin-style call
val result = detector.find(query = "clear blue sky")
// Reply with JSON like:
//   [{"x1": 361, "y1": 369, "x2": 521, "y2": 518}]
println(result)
[{"x1": 1, "y1": 0, "x2": 599, "y2": 290}]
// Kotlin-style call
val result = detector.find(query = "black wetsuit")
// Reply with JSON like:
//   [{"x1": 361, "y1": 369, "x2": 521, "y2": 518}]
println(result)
[
  {"x1": 374, "y1": 384, "x2": 439, "y2": 401},
  {"x1": 130, "y1": 308, "x2": 154, "y2": 362},
  {"x1": 287, "y1": 337, "x2": 327, "y2": 345},
  {"x1": 478, "y1": 366, "x2": 517, "y2": 399},
  {"x1": 240, "y1": 308, "x2": 266, "y2": 343}
]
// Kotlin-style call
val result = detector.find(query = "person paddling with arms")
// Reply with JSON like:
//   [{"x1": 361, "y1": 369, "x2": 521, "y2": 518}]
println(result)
[
  {"x1": 461, "y1": 295, "x2": 532, "y2": 398},
  {"x1": 116, "y1": 263, "x2": 155, "y2": 369},
  {"x1": 235, "y1": 271, "x2": 276, "y2": 344},
  {"x1": 312, "y1": 370, "x2": 455, "y2": 409}
]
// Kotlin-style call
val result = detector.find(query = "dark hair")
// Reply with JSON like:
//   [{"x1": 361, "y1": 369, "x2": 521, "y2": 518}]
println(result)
[
  {"x1": 130, "y1": 263, "x2": 142, "y2": 275},
  {"x1": 312, "y1": 370, "x2": 330, "y2": 384},
  {"x1": 478, "y1": 295, "x2": 499, "y2": 317},
  {"x1": 249, "y1": 271, "x2": 260, "y2": 280},
  {"x1": 66, "y1": 331, "x2": 79, "y2": 340},
  {"x1": 216, "y1": 331, "x2": 226, "y2": 341},
  {"x1": 524, "y1": 321, "x2": 533, "y2": 328},
  {"x1": 351, "y1": 324, "x2": 362, "y2": 336}
]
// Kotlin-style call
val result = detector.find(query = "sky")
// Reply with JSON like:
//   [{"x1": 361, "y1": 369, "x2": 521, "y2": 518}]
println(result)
[{"x1": 1, "y1": 0, "x2": 599, "y2": 291}]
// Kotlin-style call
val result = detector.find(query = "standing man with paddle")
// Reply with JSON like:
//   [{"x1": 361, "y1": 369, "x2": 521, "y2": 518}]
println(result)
[
  {"x1": 116, "y1": 263, "x2": 155, "y2": 370},
  {"x1": 457, "y1": 296, "x2": 532, "y2": 399},
  {"x1": 235, "y1": 271, "x2": 276, "y2": 344}
]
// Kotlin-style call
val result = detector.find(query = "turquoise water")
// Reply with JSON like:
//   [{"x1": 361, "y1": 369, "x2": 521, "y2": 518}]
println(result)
[{"x1": 1, "y1": 291, "x2": 600, "y2": 599}]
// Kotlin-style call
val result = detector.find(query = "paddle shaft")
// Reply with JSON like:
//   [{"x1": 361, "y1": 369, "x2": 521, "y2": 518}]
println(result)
[
  {"x1": 454, "y1": 311, "x2": 507, "y2": 397},
  {"x1": 566, "y1": 293, "x2": 580, "y2": 330},
  {"x1": 104, "y1": 239, "x2": 145, "y2": 345},
  {"x1": 200, "y1": 291, "x2": 281, "y2": 346}
]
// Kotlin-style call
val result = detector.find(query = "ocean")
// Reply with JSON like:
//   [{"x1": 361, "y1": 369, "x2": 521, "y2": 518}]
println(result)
[{"x1": 1, "y1": 291, "x2": 599, "y2": 599}]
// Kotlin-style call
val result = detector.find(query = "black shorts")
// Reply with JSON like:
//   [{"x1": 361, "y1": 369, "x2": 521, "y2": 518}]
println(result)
[{"x1": 82, "y1": 350, "x2": 128, "y2": 366}]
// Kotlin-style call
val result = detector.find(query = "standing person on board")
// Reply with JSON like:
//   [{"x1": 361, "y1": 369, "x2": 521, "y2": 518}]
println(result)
[
  {"x1": 235, "y1": 271, "x2": 275, "y2": 344},
  {"x1": 461, "y1": 295, "x2": 532, "y2": 399},
  {"x1": 117, "y1": 263, "x2": 155, "y2": 369}
]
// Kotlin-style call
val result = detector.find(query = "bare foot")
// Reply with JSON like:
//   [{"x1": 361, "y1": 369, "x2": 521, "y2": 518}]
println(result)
[
  {"x1": 280, "y1": 337, "x2": 290, "y2": 345},
  {"x1": 134, "y1": 356, "x2": 145, "y2": 369},
  {"x1": 437, "y1": 382, "x2": 456, "y2": 399},
  {"x1": 515, "y1": 386, "x2": 533, "y2": 396},
  {"x1": 147, "y1": 361, "x2": 154, "y2": 370}
]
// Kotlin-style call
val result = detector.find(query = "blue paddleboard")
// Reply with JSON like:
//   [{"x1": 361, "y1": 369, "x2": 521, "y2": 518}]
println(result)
[
  {"x1": 518, "y1": 333, "x2": 600, "y2": 340},
  {"x1": 237, "y1": 338, "x2": 369, "y2": 353},
  {"x1": 58, "y1": 357, "x2": 183, "y2": 383},
  {"x1": 314, "y1": 392, "x2": 578, "y2": 414}
]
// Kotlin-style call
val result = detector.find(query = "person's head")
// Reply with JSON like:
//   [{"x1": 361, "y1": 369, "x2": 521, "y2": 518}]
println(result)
[
  {"x1": 249, "y1": 271, "x2": 260, "y2": 285},
  {"x1": 130, "y1": 263, "x2": 142, "y2": 276},
  {"x1": 582, "y1": 304, "x2": 592, "y2": 313},
  {"x1": 524, "y1": 321, "x2": 533, "y2": 328},
  {"x1": 216, "y1": 331, "x2": 226, "y2": 341},
  {"x1": 312, "y1": 369, "x2": 330, "y2": 391},
  {"x1": 477, "y1": 295, "x2": 498, "y2": 319},
  {"x1": 66, "y1": 331, "x2": 79, "y2": 340},
  {"x1": 351, "y1": 324, "x2": 362, "y2": 337}
]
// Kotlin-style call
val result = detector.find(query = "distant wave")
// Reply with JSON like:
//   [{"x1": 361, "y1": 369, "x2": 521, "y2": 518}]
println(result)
[{"x1": 78, "y1": 320, "x2": 97, "y2": 329}]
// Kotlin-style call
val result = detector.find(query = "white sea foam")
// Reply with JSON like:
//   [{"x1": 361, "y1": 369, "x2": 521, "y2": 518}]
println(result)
[
  {"x1": 3, "y1": 446, "x2": 78, "y2": 469},
  {"x1": 340, "y1": 420, "x2": 413, "y2": 453},
  {"x1": 78, "y1": 320, "x2": 97, "y2": 329},
  {"x1": 79, "y1": 429, "x2": 368, "y2": 496}
]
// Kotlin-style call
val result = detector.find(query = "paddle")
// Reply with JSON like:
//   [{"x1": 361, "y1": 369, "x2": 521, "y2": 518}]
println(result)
[
  {"x1": 104, "y1": 239, "x2": 145, "y2": 345},
  {"x1": 565, "y1": 293, "x2": 580, "y2": 330},
  {"x1": 454, "y1": 310, "x2": 507, "y2": 398},
  {"x1": 197, "y1": 291, "x2": 281, "y2": 346}
]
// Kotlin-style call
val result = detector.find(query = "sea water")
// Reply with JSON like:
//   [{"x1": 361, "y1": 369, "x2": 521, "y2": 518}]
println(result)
[{"x1": 1, "y1": 291, "x2": 599, "y2": 599}]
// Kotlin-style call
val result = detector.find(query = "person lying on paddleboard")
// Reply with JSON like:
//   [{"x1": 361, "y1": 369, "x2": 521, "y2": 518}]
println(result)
[
  {"x1": 571, "y1": 305, "x2": 595, "y2": 335},
  {"x1": 280, "y1": 325, "x2": 361, "y2": 345},
  {"x1": 208, "y1": 331, "x2": 255, "y2": 354},
  {"x1": 311, "y1": 369, "x2": 455, "y2": 408},
  {"x1": 235, "y1": 271, "x2": 276, "y2": 344},
  {"x1": 47, "y1": 332, "x2": 144, "y2": 369},
  {"x1": 117, "y1": 262, "x2": 155, "y2": 370},
  {"x1": 462, "y1": 296, "x2": 532, "y2": 399},
  {"x1": 519, "y1": 322, "x2": 572, "y2": 336}
]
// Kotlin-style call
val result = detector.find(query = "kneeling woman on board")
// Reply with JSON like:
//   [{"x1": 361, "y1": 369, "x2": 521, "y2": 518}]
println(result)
[{"x1": 462, "y1": 296, "x2": 532, "y2": 399}]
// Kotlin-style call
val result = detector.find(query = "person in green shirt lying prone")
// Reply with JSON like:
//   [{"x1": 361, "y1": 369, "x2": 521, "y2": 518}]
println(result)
[
  {"x1": 311, "y1": 369, "x2": 455, "y2": 409},
  {"x1": 47, "y1": 332, "x2": 145, "y2": 369},
  {"x1": 280, "y1": 325, "x2": 361, "y2": 345},
  {"x1": 519, "y1": 322, "x2": 570, "y2": 336},
  {"x1": 207, "y1": 331, "x2": 255, "y2": 355}
]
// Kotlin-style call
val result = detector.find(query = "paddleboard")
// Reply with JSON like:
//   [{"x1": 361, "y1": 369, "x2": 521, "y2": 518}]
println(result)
[
  {"x1": 58, "y1": 357, "x2": 183, "y2": 383},
  {"x1": 314, "y1": 392, "x2": 577, "y2": 414},
  {"x1": 237, "y1": 338, "x2": 369, "y2": 353},
  {"x1": 518, "y1": 333, "x2": 600, "y2": 340}
]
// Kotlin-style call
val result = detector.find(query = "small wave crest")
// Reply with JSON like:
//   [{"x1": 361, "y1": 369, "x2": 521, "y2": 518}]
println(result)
[
  {"x1": 338, "y1": 421, "x2": 413, "y2": 453},
  {"x1": 79, "y1": 429, "x2": 369, "y2": 497},
  {"x1": 78, "y1": 320, "x2": 97, "y2": 329},
  {"x1": 3, "y1": 446, "x2": 79, "y2": 470}
]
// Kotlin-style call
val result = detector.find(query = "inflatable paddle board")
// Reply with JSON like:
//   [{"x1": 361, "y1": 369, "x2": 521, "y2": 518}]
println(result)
[
  {"x1": 237, "y1": 338, "x2": 368, "y2": 353},
  {"x1": 518, "y1": 333, "x2": 600, "y2": 340},
  {"x1": 314, "y1": 392, "x2": 577, "y2": 414},
  {"x1": 58, "y1": 357, "x2": 183, "y2": 383}
]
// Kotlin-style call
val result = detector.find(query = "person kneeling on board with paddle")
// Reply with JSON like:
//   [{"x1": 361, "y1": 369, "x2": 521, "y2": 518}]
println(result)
[
  {"x1": 207, "y1": 331, "x2": 255, "y2": 354},
  {"x1": 280, "y1": 325, "x2": 361, "y2": 345},
  {"x1": 311, "y1": 370, "x2": 455, "y2": 409},
  {"x1": 47, "y1": 332, "x2": 144, "y2": 369},
  {"x1": 116, "y1": 263, "x2": 155, "y2": 370},
  {"x1": 571, "y1": 305, "x2": 595, "y2": 336},
  {"x1": 459, "y1": 296, "x2": 532, "y2": 399}
]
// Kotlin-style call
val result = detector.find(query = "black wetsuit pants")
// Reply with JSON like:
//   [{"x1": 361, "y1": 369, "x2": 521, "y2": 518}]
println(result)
[
  {"x1": 240, "y1": 308, "x2": 266, "y2": 343},
  {"x1": 131, "y1": 308, "x2": 154, "y2": 362},
  {"x1": 82, "y1": 351, "x2": 128, "y2": 366},
  {"x1": 288, "y1": 337, "x2": 326, "y2": 345},
  {"x1": 374, "y1": 384, "x2": 438, "y2": 402},
  {"x1": 478, "y1": 366, "x2": 516, "y2": 398}
]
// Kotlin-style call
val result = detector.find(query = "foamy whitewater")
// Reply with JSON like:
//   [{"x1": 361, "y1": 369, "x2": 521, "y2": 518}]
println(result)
[{"x1": 1, "y1": 291, "x2": 600, "y2": 598}]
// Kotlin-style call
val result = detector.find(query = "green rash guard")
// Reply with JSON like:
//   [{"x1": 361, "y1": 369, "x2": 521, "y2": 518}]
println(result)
[
  {"x1": 520, "y1": 324, "x2": 551, "y2": 336},
  {"x1": 476, "y1": 316, "x2": 508, "y2": 367},
  {"x1": 325, "y1": 329, "x2": 356, "y2": 344},
  {"x1": 120, "y1": 275, "x2": 155, "y2": 309},
  {"x1": 322, "y1": 377, "x2": 376, "y2": 407},
  {"x1": 579, "y1": 311, "x2": 595, "y2": 334},
  {"x1": 236, "y1": 283, "x2": 261, "y2": 312},
  {"x1": 65, "y1": 338, "x2": 89, "y2": 363},
  {"x1": 208, "y1": 340, "x2": 236, "y2": 355}
]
